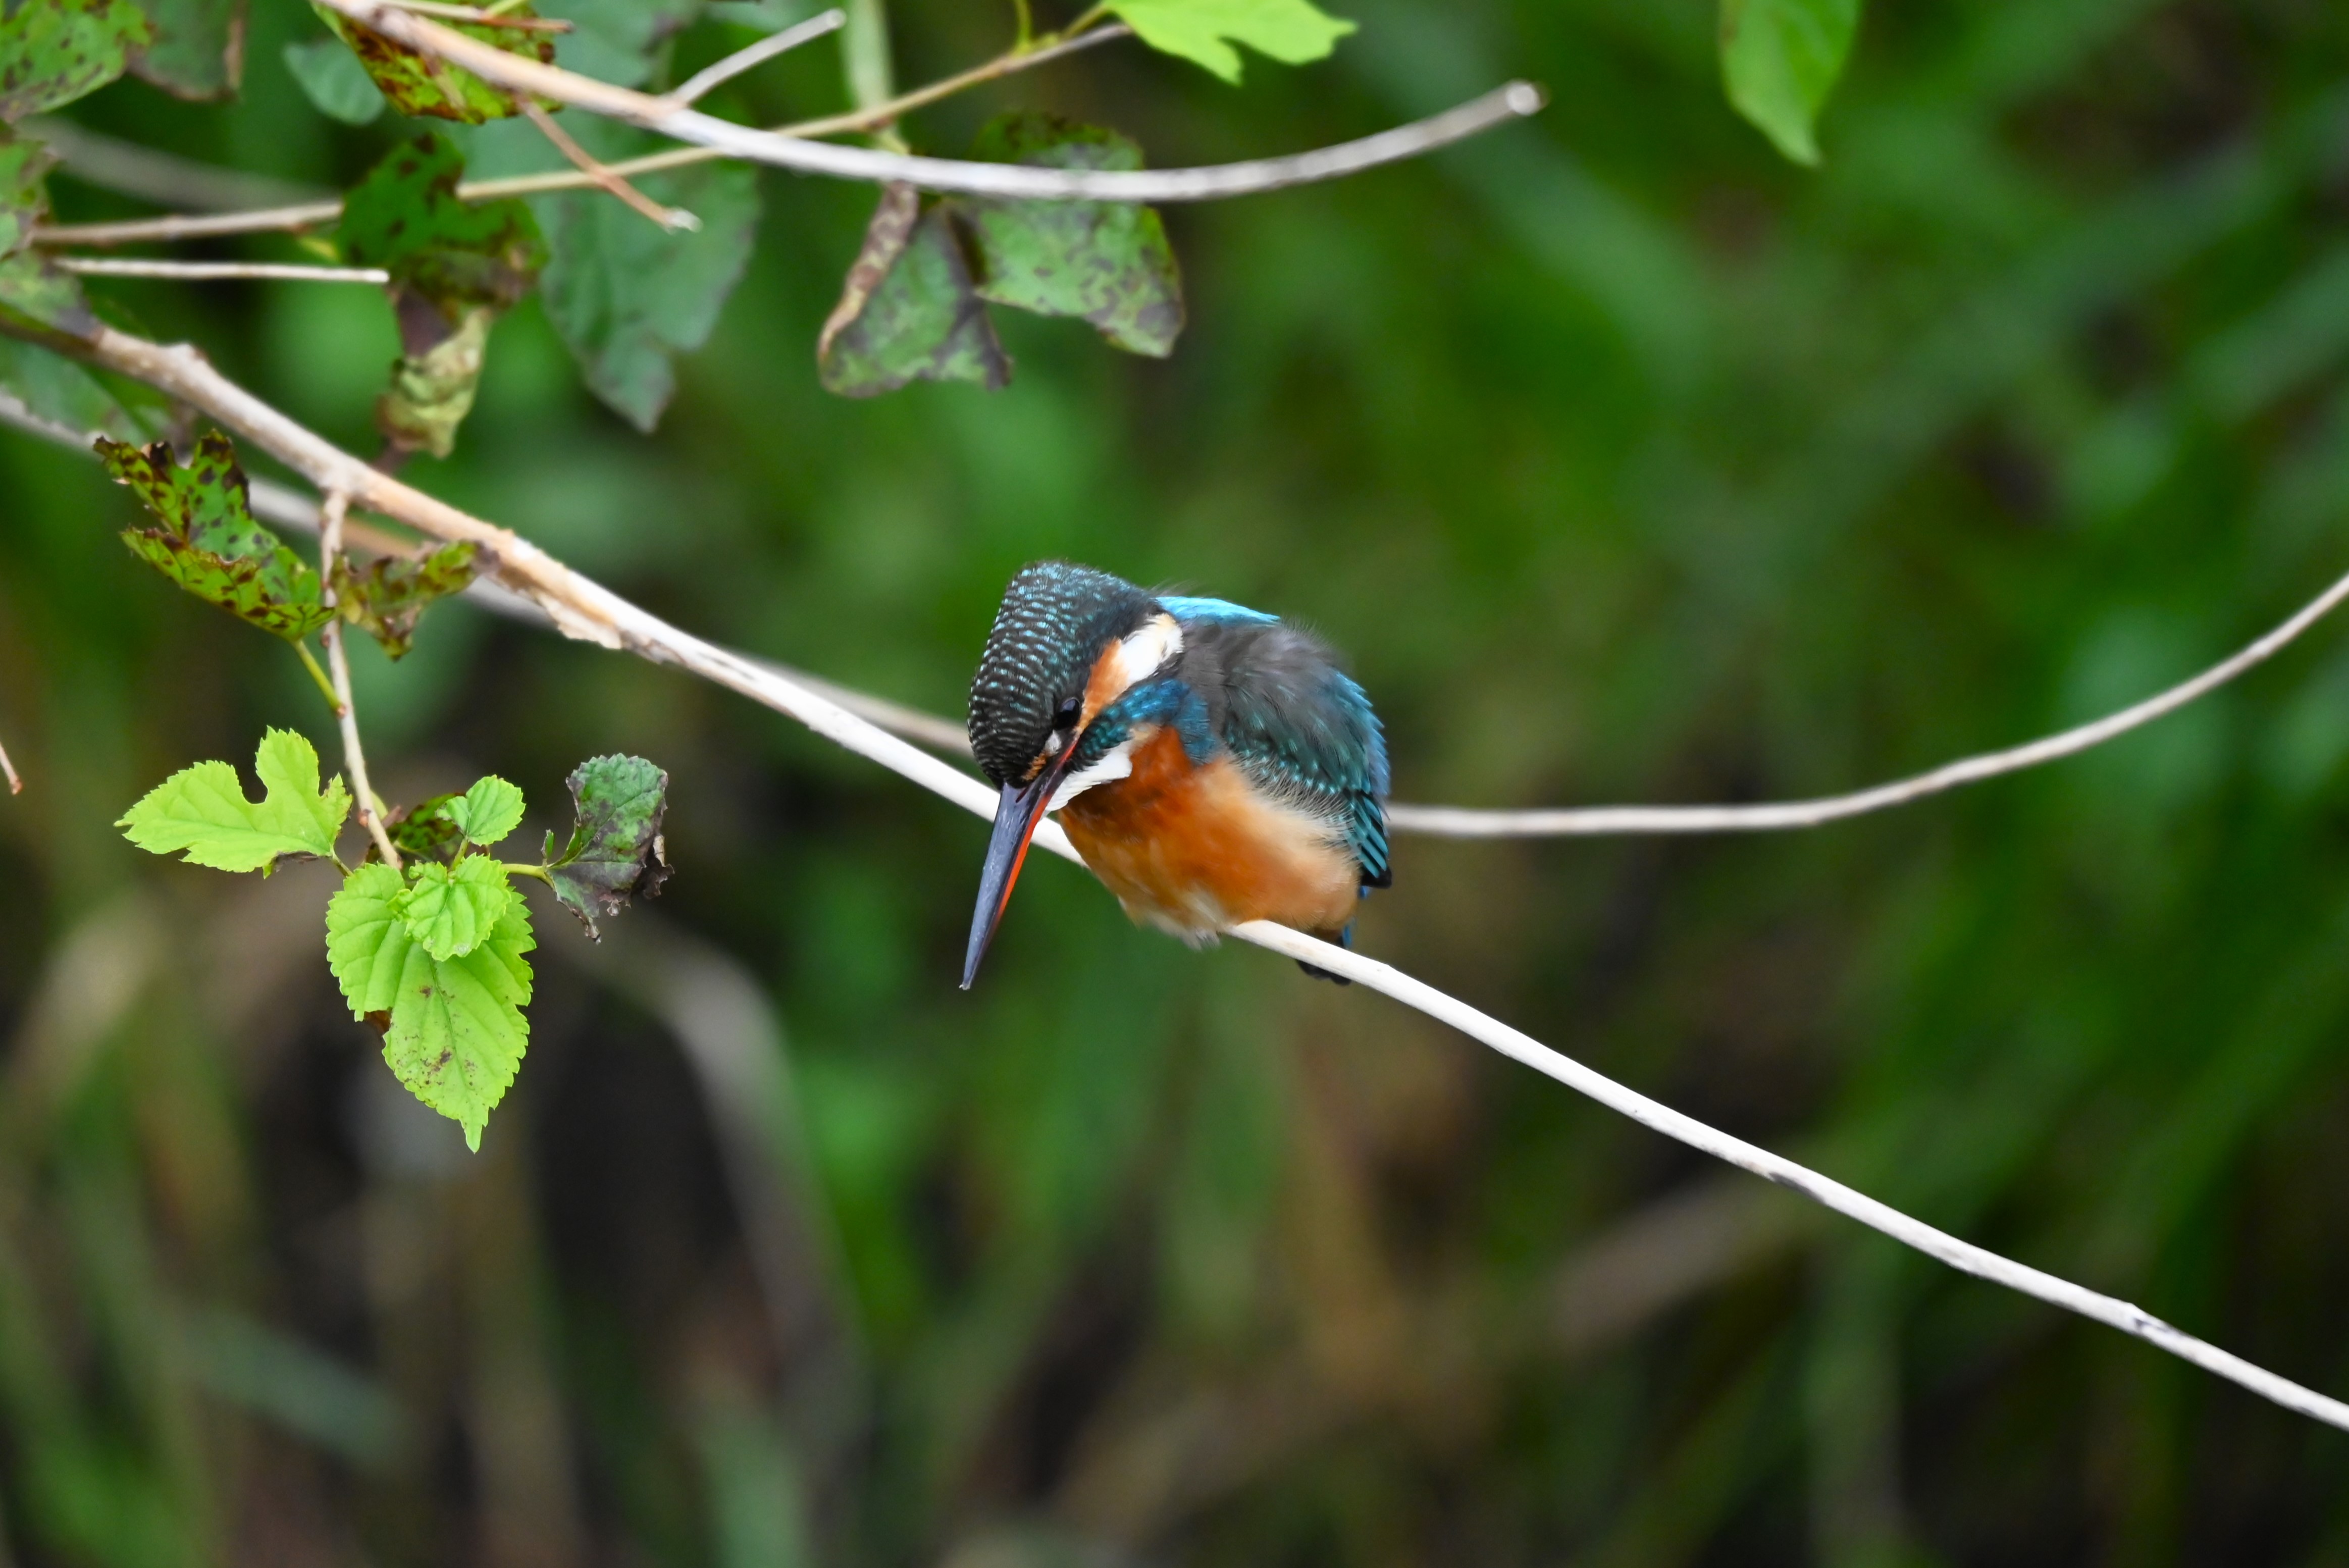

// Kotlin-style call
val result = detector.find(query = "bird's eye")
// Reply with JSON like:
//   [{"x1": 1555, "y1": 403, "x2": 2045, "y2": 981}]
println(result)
[{"x1": 1053, "y1": 696, "x2": 1083, "y2": 731}]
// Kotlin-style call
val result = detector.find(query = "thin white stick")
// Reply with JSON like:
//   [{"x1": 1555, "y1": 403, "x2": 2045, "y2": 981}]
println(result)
[
  {"x1": 317, "y1": 493, "x2": 403, "y2": 871},
  {"x1": 54, "y1": 258, "x2": 392, "y2": 283},
  {"x1": 315, "y1": 0, "x2": 1546, "y2": 204},
  {"x1": 663, "y1": 8, "x2": 845, "y2": 108},
  {"x1": 0, "y1": 735, "x2": 20, "y2": 795},
  {"x1": 45, "y1": 323, "x2": 2348, "y2": 1434}
]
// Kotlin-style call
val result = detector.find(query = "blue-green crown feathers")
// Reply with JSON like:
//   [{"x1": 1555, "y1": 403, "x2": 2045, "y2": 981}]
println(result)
[{"x1": 968, "y1": 562, "x2": 1153, "y2": 786}]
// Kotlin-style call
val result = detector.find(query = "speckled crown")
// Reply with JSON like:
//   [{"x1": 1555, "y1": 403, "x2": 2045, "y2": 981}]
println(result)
[{"x1": 968, "y1": 562, "x2": 1154, "y2": 786}]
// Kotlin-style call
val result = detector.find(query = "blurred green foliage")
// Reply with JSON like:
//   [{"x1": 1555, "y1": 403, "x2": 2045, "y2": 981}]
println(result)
[{"x1": 4, "y1": 0, "x2": 2349, "y2": 1564}]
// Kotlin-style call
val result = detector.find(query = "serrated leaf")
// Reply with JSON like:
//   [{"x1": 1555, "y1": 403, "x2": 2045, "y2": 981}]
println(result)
[
  {"x1": 100, "y1": 431, "x2": 335, "y2": 639},
  {"x1": 817, "y1": 184, "x2": 1009, "y2": 399},
  {"x1": 1719, "y1": 0, "x2": 1859, "y2": 166},
  {"x1": 542, "y1": 753, "x2": 669, "y2": 938},
  {"x1": 1106, "y1": 0, "x2": 1353, "y2": 84},
  {"x1": 385, "y1": 793, "x2": 462, "y2": 864},
  {"x1": 332, "y1": 538, "x2": 476, "y2": 657},
  {"x1": 130, "y1": 0, "x2": 245, "y2": 99},
  {"x1": 119, "y1": 727, "x2": 351, "y2": 873},
  {"x1": 284, "y1": 34, "x2": 384, "y2": 124},
  {"x1": 0, "y1": 0, "x2": 155, "y2": 121},
  {"x1": 447, "y1": 774, "x2": 524, "y2": 847},
  {"x1": 311, "y1": 2, "x2": 555, "y2": 124},
  {"x1": 962, "y1": 113, "x2": 1183, "y2": 358},
  {"x1": 327, "y1": 862, "x2": 534, "y2": 1151},
  {"x1": 530, "y1": 118, "x2": 759, "y2": 431},
  {"x1": 340, "y1": 135, "x2": 547, "y2": 320},
  {"x1": 392, "y1": 854, "x2": 515, "y2": 959}
]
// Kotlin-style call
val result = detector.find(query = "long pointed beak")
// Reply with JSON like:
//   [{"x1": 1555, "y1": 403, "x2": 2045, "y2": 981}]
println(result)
[{"x1": 961, "y1": 763, "x2": 1066, "y2": 989}]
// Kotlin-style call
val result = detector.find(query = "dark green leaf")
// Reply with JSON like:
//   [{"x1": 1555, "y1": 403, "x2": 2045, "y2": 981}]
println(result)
[
  {"x1": 535, "y1": 0, "x2": 699, "y2": 88},
  {"x1": 0, "y1": 0, "x2": 155, "y2": 121},
  {"x1": 1105, "y1": 0, "x2": 1353, "y2": 84},
  {"x1": 100, "y1": 430, "x2": 335, "y2": 640},
  {"x1": 542, "y1": 753, "x2": 670, "y2": 938},
  {"x1": 327, "y1": 862, "x2": 534, "y2": 1152},
  {"x1": 530, "y1": 120, "x2": 760, "y2": 431},
  {"x1": 0, "y1": 250, "x2": 94, "y2": 339},
  {"x1": 311, "y1": 2, "x2": 555, "y2": 123},
  {"x1": 0, "y1": 337, "x2": 144, "y2": 439},
  {"x1": 129, "y1": 0, "x2": 245, "y2": 99},
  {"x1": 1719, "y1": 0, "x2": 1860, "y2": 166},
  {"x1": 283, "y1": 34, "x2": 384, "y2": 124},
  {"x1": 119, "y1": 728, "x2": 351, "y2": 873},
  {"x1": 334, "y1": 539, "x2": 476, "y2": 657},
  {"x1": 962, "y1": 113, "x2": 1184, "y2": 358},
  {"x1": 0, "y1": 130, "x2": 56, "y2": 257},
  {"x1": 338, "y1": 135, "x2": 547, "y2": 321},
  {"x1": 385, "y1": 793, "x2": 463, "y2": 864},
  {"x1": 817, "y1": 183, "x2": 1009, "y2": 399}
]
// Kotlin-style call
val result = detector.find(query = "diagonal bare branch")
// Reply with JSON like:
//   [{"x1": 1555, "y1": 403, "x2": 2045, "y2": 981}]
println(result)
[
  {"x1": 662, "y1": 7, "x2": 845, "y2": 108},
  {"x1": 15, "y1": 320, "x2": 2346, "y2": 1435},
  {"x1": 312, "y1": 0, "x2": 1546, "y2": 204}
]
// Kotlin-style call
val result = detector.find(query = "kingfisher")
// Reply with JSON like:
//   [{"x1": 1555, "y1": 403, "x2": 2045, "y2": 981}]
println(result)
[{"x1": 961, "y1": 561, "x2": 1390, "y2": 988}]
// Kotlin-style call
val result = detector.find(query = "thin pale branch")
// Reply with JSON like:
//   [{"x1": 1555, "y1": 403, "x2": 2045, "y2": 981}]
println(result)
[
  {"x1": 27, "y1": 319, "x2": 2348, "y2": 1435},
  {"x1": 55, "y1": 258, "x2": 391, "y2": 283},
  {"x1": 26, "y1": 22, "x2": 1134, "y2": 247},
  {"x1": 370, "y1": 0, "x2": 571, "y2": 29},
  {"x1": 313, "y1": 0, "x2": 1547, "y2": 204},
  {"x1": 0, "y1": 735, "x2": 20, "y2": 795},
  {"x1": 662, "y1": 7, "x2": 845, "y2": 108},
  {"x1": 317, "y1": 492, "x2": 403, "y2": 870},
  {"x1": 516, "y1": 99, "x2": 699, "y2": 231}
]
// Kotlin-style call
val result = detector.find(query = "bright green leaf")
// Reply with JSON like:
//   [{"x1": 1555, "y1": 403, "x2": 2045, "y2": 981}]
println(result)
[
  {"x1": 0, "y1": 0, "x2": 155, "y2": 121},
  {"x1": 817, "y1": 183, "x2": 1009, "y2": 399},
  {"x1": 283, "y1": 35, "x2": 385, "y2": 124},
  {"x1": 100, "y1": 430, "x2": 335, "y2": 640},
  {"x1": 1106, "y1": 0, "x2": 1354, "y2": 84},
  {"x1": 963, "y1": 113, "x2": 1184, "y2": 358},
  {"x1": 130, "y1": 0, "x2": 245, "y2": 99},
  {"x1": 1719, "y1": 0, "x2": 1859, "y2": 166},
  {"x1": 392, "y1": 854, "x2": 515, "y2": 960},
  {"x1": 542, "y1": 754, "x2": 670, "y2": 938},
  {"x1": 311, "y1": 2, "x2": 555, "y2": 124},
  {"x1": 375, "y1": 305, "x2": 492, "y2": 459},
  {"x1": 447, "y1": 775, "x2": 524, "y2": 847},
  {"x1": 327, "y1": 862, "x2": 534, "y2": 1152},
  {"x1": 334, "y1": 539, "x2": 476, "y2": 657},
  {"x1": 530, "y1": 119, "x2": 760, "y2": 431},
  {"x1": 119, "y1": 727, "x2": 351, "y2": 873}
]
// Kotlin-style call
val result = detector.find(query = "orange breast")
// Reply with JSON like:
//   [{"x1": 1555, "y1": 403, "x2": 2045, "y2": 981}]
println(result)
[{"x1": 1057, "y1": 725, "x2": 1361, "y2": 940}]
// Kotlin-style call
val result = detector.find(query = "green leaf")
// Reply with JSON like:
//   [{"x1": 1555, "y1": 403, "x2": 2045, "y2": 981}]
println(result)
[
  {"x1": 1, "y1": 130, "x2": 57, "y2": 258},
  {"x1": 542, "y1": 753, "x2": 670, "y2": 938},
  {"x1": 374, "y1": 304, "x2": 492, "y2": 459},
  {"x1": 535, "y1": 0, "x2": 699, "y2": 88},
  {"x1": 334, "y1": 539, "x2": 476, "y2": 656},
  {"x1": 129, "y1": 0, "x2": 246, "y2": 99},
  {"x1": 0, "y1": 336, "x2": 144, "y2": 439},
  {"x1": 962, "y1": 113, "x2": 1184, "y2": 358},
  {"x1": 817, "y1": 183, "x2": 1010, "y2": 399},
  {"x1": 339, "y1": 135, "x2": 547, "y2": 321},
  {"x1": 283, "y1": 34, "x2": 385, "y2": 124},
  {"x1": 327, "y1": 862, "x2": 534, "y2": 1152},
  {"x1": 0, "y1": 0, "x2": 155, "y2": 121},
  {"x1": 119, "y1": 727, "x2": 351, "y2": 873},
  {"x1": 446, "y1": 774, "x2": 524, "y2": 847},
  {"x1": 100, "y1": 430, "x2": 335, "y2": 640},
  {"x1": 1719, "y1": 0, "x2": 1859, "y2": 166},
  {"x1": 311, "y1": 2, "x2": 555, "y2": 124},
  {"x1": 386, "y1": 793, "x2": 463, "y2": 864},
  {"x1": 392, "y1": 854, "x2": 516, "y2": 960},
  {"x1": 530, "y1": 119, "x2": 760, "y2": 431},
  {"x1": 1106, "y1": 0, "x2": 1354, "y2": 83}
]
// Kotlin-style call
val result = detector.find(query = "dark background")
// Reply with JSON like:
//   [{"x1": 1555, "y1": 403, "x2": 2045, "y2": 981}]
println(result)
[{"x1": 5, "y1": 0, "x2": 2349, "y2": 1562}]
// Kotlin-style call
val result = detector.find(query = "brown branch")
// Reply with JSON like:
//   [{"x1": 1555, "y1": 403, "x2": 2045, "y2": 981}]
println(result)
[
  {"x1": 515, "y1": 99, "x2": 698, "y2": 231},
  {"x1": 28, "y1": 23, "x2": 1135, "y2": 248}
]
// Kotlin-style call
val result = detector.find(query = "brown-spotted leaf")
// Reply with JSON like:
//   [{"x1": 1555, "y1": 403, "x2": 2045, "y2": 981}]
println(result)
[
  {"x1": 310, "y1": 2, "x2": 553, "y2": 123},
  {"x1": 100, "y1": 431, "x2": 334, "y2": 640},
  {"x1": 334, "y1": 539, "x2": 477, "y2": 658},
  {"x1": 541, "y1": 754, "x2": 670, "y2": 938},
  {"x1": 817, "y1": 185, "x2": 1009, "y2": 398},
  {"x1": 0, "y1": 0, "x2": 155, "y2": 121}
]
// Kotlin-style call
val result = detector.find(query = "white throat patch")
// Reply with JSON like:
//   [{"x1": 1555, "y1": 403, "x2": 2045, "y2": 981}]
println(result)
[
  {"x1": 1106, "y1": 613, "x2": 1183, "y2": 703},
  {"x1": 1048, "y1": 738, "x2": 1137, "y2": 812}
]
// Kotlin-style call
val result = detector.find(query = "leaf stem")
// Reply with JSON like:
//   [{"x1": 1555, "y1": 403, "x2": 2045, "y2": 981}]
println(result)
[
  {"x1": 317, "y1": 493, "x2": 404, "y2": 872},
  {"x1": 294, "y1": 640, "x2": 345, "y2": 715},
  {"x1": 1011, "y1": 0, "x2": 1032, "y2": 49},
  {"x1": 503, "y1": 862, "x2": 553, "y2": 884}
]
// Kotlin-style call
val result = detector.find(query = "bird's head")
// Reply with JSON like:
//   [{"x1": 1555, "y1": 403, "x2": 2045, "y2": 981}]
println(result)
[{"x1": 961, "y1": 561, "x2": 1181, "y2": 987}]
